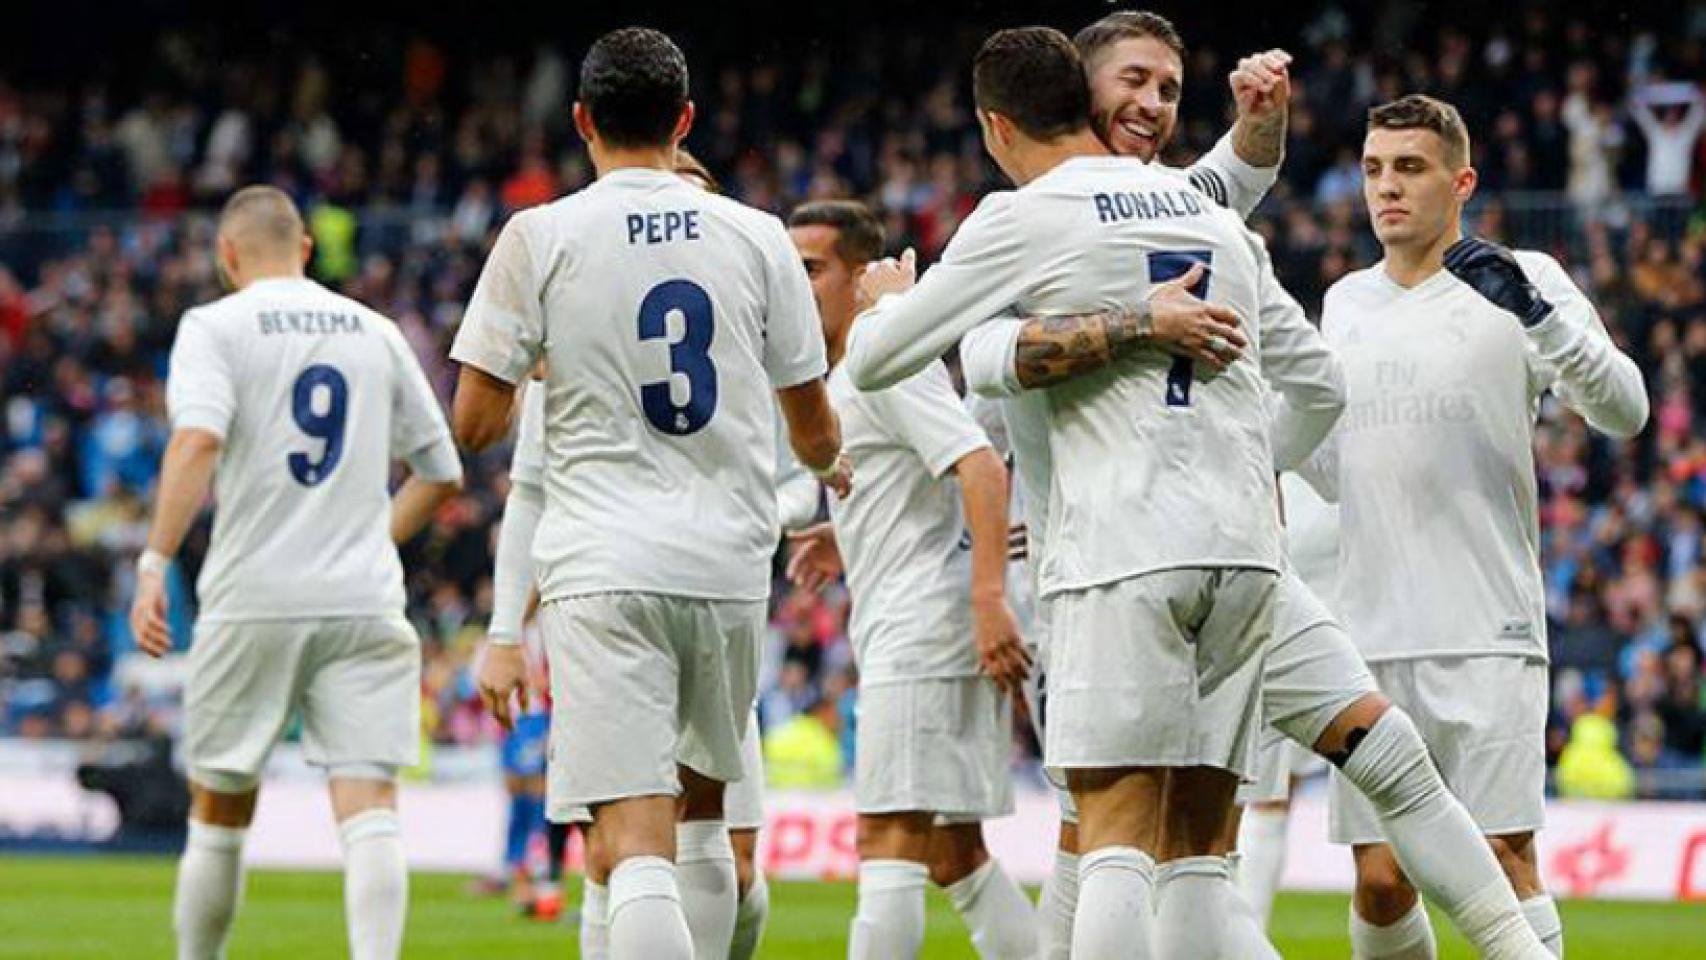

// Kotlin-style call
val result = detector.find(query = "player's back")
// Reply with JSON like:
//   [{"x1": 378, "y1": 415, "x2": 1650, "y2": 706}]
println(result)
[
  {"x1": 1012, "y1": 156, "x2": 1282, "y2": 595},
  {"x1": 511, "y1": 170, "x2": 823, "y2": 603},
  {"x1": 168, "y1": 277, "x2": 435, "y2": 622}
]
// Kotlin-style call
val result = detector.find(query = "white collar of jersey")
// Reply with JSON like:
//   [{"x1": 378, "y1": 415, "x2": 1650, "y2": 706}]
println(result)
[
  {"x1": 243, "y1": 276, "x2": 312, "y2": 293},
  {"x1": 597, "y1": 167, "x2": 680, "y2": 186},
  {"x1": 1374, "y1": 260, "x2": 1458, "y2": 297}
]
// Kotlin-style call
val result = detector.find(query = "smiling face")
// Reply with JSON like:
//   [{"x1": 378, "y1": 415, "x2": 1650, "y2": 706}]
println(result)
[
  {"x1": 1361, "y1": 126, "x2": 1475, "y2": 254},
  {"x1": 1085, "y1": 35, "x2": 1182, "y2": 161}
]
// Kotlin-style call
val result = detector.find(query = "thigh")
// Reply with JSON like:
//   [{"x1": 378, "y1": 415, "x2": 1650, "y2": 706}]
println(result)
[
  {"x1": 1263, "y1": 607, "x2": 1378, "y2": 751},
  {"x1": 183, "y1": 620, "x2": 311, "y2": 785},
  {"x1": 542, "y1": 594, "x2": 681, "y2": 816},
  {"x1": 299, "y1": 617, "x2": 421, "y2": 771}
]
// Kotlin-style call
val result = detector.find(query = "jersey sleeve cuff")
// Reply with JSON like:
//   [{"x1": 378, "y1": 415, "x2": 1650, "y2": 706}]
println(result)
[
  {"x1": 170, "y1": 407, "x2": 231, "y2": 440},
  {"x1": 924, "y1": 432, "x2": 993, "y2": 480},
  {"x1": 404, "y1": 436, "x2": 464, "y2": 484}
]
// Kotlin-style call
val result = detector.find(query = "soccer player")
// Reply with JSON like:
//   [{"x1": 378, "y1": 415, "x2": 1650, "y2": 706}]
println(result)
[
  {"x1": 1310, "y1": 94, "x2": 1648, "y2": 959},
  {"x1": 955, "y1": 14, "x2": 1554, "y2": 958},
  {"x1": 788, "y1": 198, "x2": 1036, "y2": 960},
  {"x1": 450, "y1": 28, "x2": 846, "y2": 960},
  {"x1": 476, "y1": 149, "x2": 784, "y2": 959},
  {"x1": 844, "y1": 28, "x2": 1345, "y2": 957},
  {"x1": 129, "y1": 185, "x2": 464, "y2": 960}
]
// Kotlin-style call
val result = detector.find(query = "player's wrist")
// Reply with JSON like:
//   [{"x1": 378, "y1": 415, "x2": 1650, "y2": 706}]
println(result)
[
  {"x1": 486, "y1": 629, "x2": 523, "y2": 648},
  {"x1": 1108, "y1": 304, "x2": 1156, "y2": 357},
  {"x1": 137, "y1": 549, "x2": 171, "y2": 579}
]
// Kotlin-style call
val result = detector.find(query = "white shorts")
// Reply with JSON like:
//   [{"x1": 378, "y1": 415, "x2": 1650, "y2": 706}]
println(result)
[
  {"x1": 184, "y1": 616, "x2": 420, "y2": 788},
  {"x1": 855, "y1": 677, "x2": 1014, "y2": 819},
  {"x1": 1240, "y1": 738, "x2": 1328, "y2": 806},
  {"x1": 1261, "y1": 571, "x2": 1378, "y2": 749},
  {"x1": 1046, "y1": 568, "x2": 1277, "y2": 779},
  {"x1": 559, "y1": 708, "x2": 765, "y2": 829},
  {"x1": 725, "y1": 709, "x2": 766, "y2": 831},
  {"x1": 1330, "y1": 656, "x2": 1548, "y2": 845},
  {"x1": 540, "y1": 593, "x2": 762, "y2": 819}
]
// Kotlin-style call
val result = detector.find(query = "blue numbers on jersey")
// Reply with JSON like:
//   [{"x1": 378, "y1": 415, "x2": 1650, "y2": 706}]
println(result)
[
  {"x1": 287, "y1": 364, "x2": 349, "y2": 486},
  {"x1": 637, "y1": 278, "x2": 719, "y2": 435},
  {"x1": 1146, "y1": 250, "x2": 1214, "y2": 407}
]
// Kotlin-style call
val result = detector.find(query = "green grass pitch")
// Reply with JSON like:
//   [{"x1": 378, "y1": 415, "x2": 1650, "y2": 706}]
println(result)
[{"x1": 2, "y1": 855, "x2": 1703, "y2": 957}]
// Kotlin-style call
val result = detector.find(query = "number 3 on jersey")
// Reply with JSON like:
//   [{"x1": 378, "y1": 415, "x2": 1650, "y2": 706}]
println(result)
[
  {"x1": 288, "y1": 365, "x2": 348, "y2": 486},
  {"x1": 1147, "y1": 250, "x2": 1213, "y2": 407},
  {"x1": 638, "y1": 279, "x2": 718, "y2": 435}
]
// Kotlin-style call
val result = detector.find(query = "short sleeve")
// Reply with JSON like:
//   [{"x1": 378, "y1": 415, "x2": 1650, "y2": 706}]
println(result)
[
  {"x1": 760, "y1": 216, "x2": 830, "y2": 389},
  {"x1": 166, "y1": 309, "x2": 236, "y2": 439},
  {"x1": 386, "y1": 321, "x2": 454, "y2": 460},
  {"x1": 450, "y1": 212, "x2": 547, "y2": 384},
  {"x1": 871, "y1": 362, "x2": 992, "y2": 479}
]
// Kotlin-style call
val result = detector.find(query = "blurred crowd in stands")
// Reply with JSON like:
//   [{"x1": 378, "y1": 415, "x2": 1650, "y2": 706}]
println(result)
[{"x1": 2, "y1": 4, "x2": 1705, "y2": 798}]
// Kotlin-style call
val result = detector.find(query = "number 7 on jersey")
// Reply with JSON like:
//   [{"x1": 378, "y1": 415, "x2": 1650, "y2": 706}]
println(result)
[{"x1": 1147, "y1": 250, "x2": 1213, "y2": 407}]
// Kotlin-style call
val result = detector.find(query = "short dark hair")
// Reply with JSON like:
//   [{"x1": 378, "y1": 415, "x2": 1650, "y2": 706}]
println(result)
[
  {"x1": 973, "y1": 27, "x2": 1092, "y2": 142},
  {"x1": 1368, "y1": 94, "x2": 1471, "y2": 169},
  {"x1": 578, "y1": 27, "x2": 689, "y2": 149},
  {"x1": 787, "y1": 200, "x2": 885, "y2": 266},
  {"x1": 1073, "y1": 11, "x2": 1186, "y2": 66}
]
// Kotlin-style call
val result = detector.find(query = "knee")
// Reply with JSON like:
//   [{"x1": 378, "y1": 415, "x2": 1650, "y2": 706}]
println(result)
[
  {"x1": 927, "y1": 837, "x2": 987, "y2": 888},
  {"x1": 1487, "y1": 834, "x2": 1542, "y2": 897},
  {"x1": 1355, "y1": 857, "x2": 1418, "y2": 924}
]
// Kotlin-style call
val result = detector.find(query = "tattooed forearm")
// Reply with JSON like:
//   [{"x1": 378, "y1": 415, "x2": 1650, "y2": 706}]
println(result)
[
  {"x1": 1231, "y1": 109, "x2": 1287, "y2": 169},
  {"x1": 1013, "y1": 304, "x2": 1154, "y2": 388}
]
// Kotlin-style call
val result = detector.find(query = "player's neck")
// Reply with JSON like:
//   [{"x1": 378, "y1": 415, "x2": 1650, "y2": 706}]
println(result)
[
  {"x1": 1383, "y1": 223, "x2": 1461, "y2": 289},
  {"x1": 591, "y1": 145, "x2": 678, "y2": 178},
  {"x1": 234, "y1": 263, "x2": 305, "y2": 290},
  {"x1": 1010, "y1": 130, "x2": 1110, "y2": 185}
]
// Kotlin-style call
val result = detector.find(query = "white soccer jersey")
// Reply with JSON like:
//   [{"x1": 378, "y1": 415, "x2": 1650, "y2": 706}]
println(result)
[
  {"x1": 826, "y1": 360, "x2": 991, "y2": 683},
  {"x1": 166, "y1": 276, "x2": 454, "y2": 622},
  {"x1": 1280, "y1": 472, "x2": 1340, "y2": 614},
  {"x1": 511, "y1": 378, "x2": 546, "y2": 489},
  {"x1": 451, "y1": 168, "x2": 827, "y2": 603},
  {"x1": 1315, "y1": 252, "x2": 1647, "y2": 662},
  {"x1": 848, "y1": 156, "x2": 1343, "y2": 598}
]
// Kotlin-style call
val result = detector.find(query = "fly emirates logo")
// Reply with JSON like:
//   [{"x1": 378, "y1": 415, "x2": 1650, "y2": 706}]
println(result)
[{"x1": 1339, "y1": 358, "x2": 1478, "y2": 432}]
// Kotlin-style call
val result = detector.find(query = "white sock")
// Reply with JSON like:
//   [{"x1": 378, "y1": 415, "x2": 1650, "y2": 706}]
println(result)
[
  {"x1": 945, "y1": 858, "x2": 1038, "y2": 959},
  {"x1": 1235, "y1": 807, "x2": 1289, "y2": 929},
  {"x1": 1156, "y1": 855, "x2": 1280, "y2": 959},
  {"x1": 676, "y1": 820, "x2": 737, "y2": 959},
  {"x1": 849, "y1": 859, "x2": 928, "y2": 960},
  {"x1": 174, "y1": 821, "x2": 247, "y2": 960},
  {"x1": 1342, "y1": 709, "x2": 1546, "y2": 959},
  {"x1": 730, "y1": 871, "x2": 769, "y2": 960},
  {"x1": 1072, "y1": 846, "x2": 1157, "y2": 959},
  {"x1": 1351, "y1": 901, "x2": 1438, "y2": 960},
  {"x1": 1036, "y1": 850, "x2": 1079, "y2": 960},
  {"x1": 608, "y1": 856, "x2": 692, "y2": 959},
  {"x1": 580, "y1": 880, "x2": 610, "y2": 960},
  {"x1": 1520, "y1": 894, "x2": 1564, "y2": 957},
  {"x1": 338, "y1": 809, "x2": 407, "y2": 960}
]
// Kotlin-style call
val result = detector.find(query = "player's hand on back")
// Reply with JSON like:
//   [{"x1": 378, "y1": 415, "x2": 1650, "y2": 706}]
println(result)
[
  {"x1": 972, "y1": 593, "x2": 1030, "y2": 697},
  {"x1": 1230, "y1": 49, "x2": 1293, "y2": 121},
  {"x1": 129, "y1": 569, "x2": 171, "y2": 658},
  {"x1": 1146, "y1": 262, "x2": 1248, "y2": 369},
  {"x1": 1442, "y1": 236, "x2": 1554, "y2": 328},
  {"x1": 857, "y1": 248, "x2": 917, "y2": 312},
  {"x1": 477, "y1": 642, "x2": 529, "y2": 731},
  {"x1": 786, "y1": 521, "x2": 843, "y2": 593}
]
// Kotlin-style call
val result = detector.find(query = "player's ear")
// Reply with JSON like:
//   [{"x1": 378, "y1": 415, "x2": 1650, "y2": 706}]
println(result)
[
  {"x1": 1452, "y1": 164, "x2": 1478, "y2": 205},
  {"x1": 299, "y1": 234, "x2": 314, "y2": 270},
  {"x1": 673, "y1": 101, "x2": 696, "y2": 144},
  {"x1": 571, "y1": 102, "x2": 596, "y2": 146}
]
